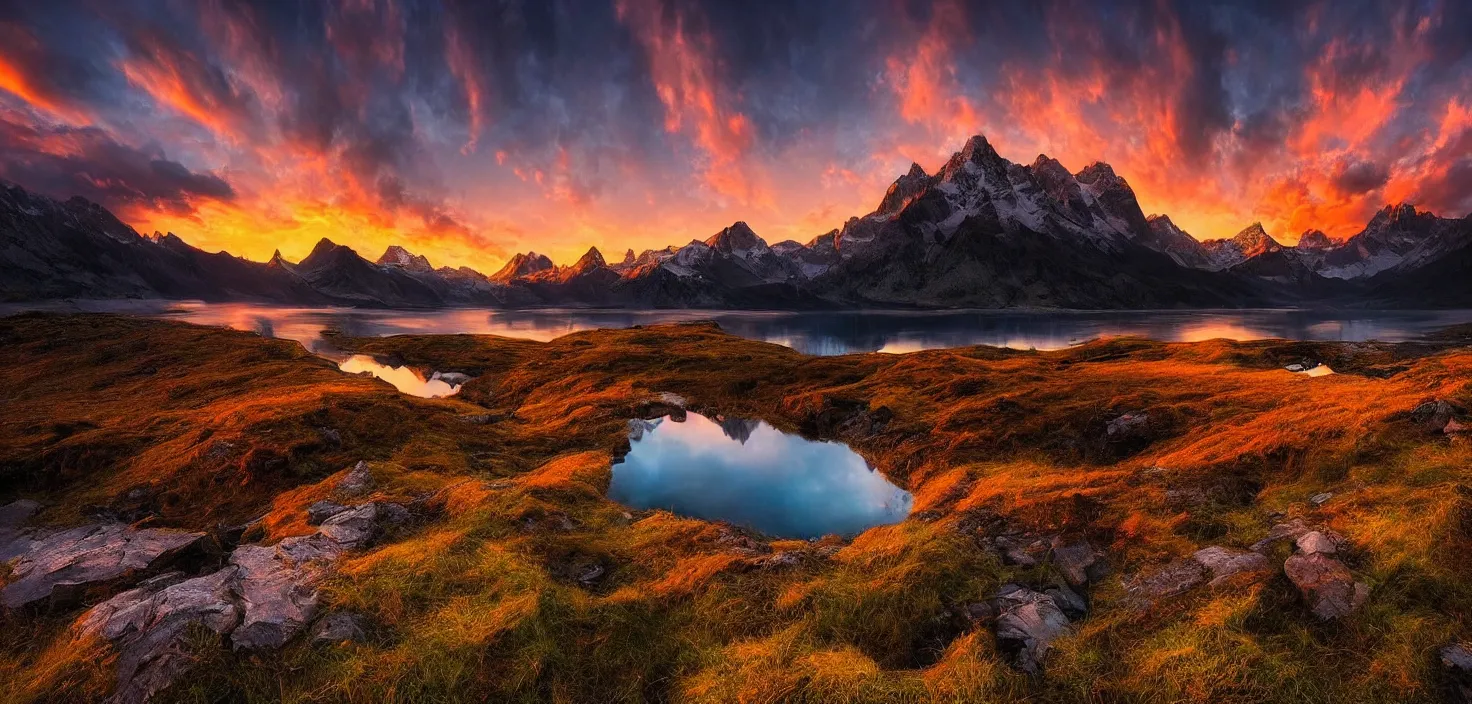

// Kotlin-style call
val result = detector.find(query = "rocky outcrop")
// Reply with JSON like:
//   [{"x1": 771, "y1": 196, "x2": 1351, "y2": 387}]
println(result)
[
  {"x1": 73, "y1": 494, "x2": 408, "y2": 702},
  {"x1": 992, "y1": 584, "x2": 1072, "y2": 674},
  {"x1": 1049, "y1": 536, "x2": 1103, "y2": 587},
  {"x1": 337, "y1": 461, "x2": 374, "y2": 496},
  {"x1": 1, "y1": 521, "x2": 208, "y2": 609},
  {"x1": 77, "y1": 568, "x2": 243, "y2": 704},
  {"x1": 1191, "y1": 546, "x2": 1273, "y2": 587},
  {"x1": 1282, "y1": 529, "x2": 1368, "y2": 621}
]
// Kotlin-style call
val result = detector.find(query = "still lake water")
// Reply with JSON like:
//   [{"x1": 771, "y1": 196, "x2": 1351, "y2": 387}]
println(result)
[
  {"x1": 5, "y1": 300, "x2": 1472, "y2": 356},
  {"x1": 610, "y1": 413, "x2": 912, "y2": 538}
]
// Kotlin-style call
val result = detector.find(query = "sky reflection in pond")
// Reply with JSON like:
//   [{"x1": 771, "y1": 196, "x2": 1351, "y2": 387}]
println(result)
[
  {"x1": 338, "y1": 355, "x2": 461, "y2": 398},
  {"x1": 609, "y1": 412, "x2": 911, "y2": 539}
]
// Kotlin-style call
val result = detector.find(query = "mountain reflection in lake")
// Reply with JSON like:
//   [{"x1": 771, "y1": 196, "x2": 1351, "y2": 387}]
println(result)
[
  {"x1": 610, "y1": 412, "x2": 912, "y2": 539},
  {"x1": 338, "y1": 355, "x2": 461, "y2": 398},
  {"x1": 5, "y1": 300, "x2": 1472, "y2": 356}
]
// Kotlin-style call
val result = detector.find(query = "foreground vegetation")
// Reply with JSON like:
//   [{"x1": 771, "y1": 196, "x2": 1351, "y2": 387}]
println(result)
[{"x1": 1, "y1": 312, "x2": 1470, "y2": 703}]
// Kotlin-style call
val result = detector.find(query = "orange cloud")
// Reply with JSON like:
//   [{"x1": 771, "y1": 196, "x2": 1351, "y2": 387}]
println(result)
[
  {"x1": 446, "y1": 24, "x2": 486, "y2": 155},
  {"x1": 615, "y1": 0, "x2": 767, "y2": 207}
]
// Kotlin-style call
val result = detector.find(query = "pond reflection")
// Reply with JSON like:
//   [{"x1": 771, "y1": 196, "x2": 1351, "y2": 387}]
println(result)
[
  {"x1": 609, "y1": 412, "x2": 912, "y2": 539},
  {"x1": 338, "y1": 355, "x2": 461, "y2": 398}
]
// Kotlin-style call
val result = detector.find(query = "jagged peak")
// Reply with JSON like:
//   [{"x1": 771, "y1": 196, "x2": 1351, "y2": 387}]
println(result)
[
  {"x1": 491, "y1": 251, "x2": 554, "y2": 282},
  {"x1": 1074, "y1": 161, "x2": 1125, "y2": 188},
  {"x1": 1229, "y1": 222, "x2": 1284, "y2": 255},
  {"x1": 705, "y1": 221, "x2": 764, "y2": 251},
  {"x1": 376, "y1": 245, "x2": 433, "y2": 271},
  {"x1": 1295, "y1": 229, "x2": 1334, "y2": 249},
  {"x1": 903, "y1": 162, "x2": 928, "y2": 179},
  {"x1": 957, "y1": 134, "x2": 999, "y2": 162},
  {"x1": 1030, "y1": 154, "x2": 1068, "y2": 174},
  {"x1": 806, "y1": 229, "x2": 838, "y2": 250},
  {"x1": 573, "y1": 246, "x2": 606, "y2": 269}
]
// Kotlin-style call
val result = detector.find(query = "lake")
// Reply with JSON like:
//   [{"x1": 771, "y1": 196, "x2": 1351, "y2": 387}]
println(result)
[
  {"x1": 610, "y1": 412, "x2": 912, "y2": 538},
  {"x1": 4, "y1": 300, "x2": 1472, "y2": 356}
]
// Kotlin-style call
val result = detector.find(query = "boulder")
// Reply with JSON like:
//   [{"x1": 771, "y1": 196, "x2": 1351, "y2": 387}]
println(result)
[
  {"x1": 1412, "y1": 400, "x2": 1459, "y2": 433},
  {"x1": 311, "y1": 612, "x2": 367, "y2": 644},
  {"x1": 2, "y1": 524, "x2": 207, "y2": 609},
  {"x1": 1309, "y1": 492, "x2": 1333, "y2": 506},
  {"x1": 1251, "y1": 518, "x2": 1312, "y2": 552},
  {"x1": 1283, "y1": 552, "x2": 1368, "y2": 620},
  {"x1": 992, "y1": 585, "x2": 1072, "y2": 674},
  {"x1": 1125, "y1": 558, "x2": 1206, "y2": 601},
  {"x1": 1192, "y1": 546, "x2": 1274, "y2": 587},
  {"x1": 1045, "y1": 583, "x2": 1089, "y2": 620},
  {"x1": 1295, "y1": 530, "x2": 1346, "y2": 555},
  {"x1": 306, "y1": 500, "x2": 349, "y2": 526},
  {"x1": 1106, "y1": 412, "x2": 1149, "y2": 437},
  {"x1": 229, "y1": 545, "x2": 321, "y2": 650},
  {"x1": 337, "y1": 461, "x2": 374, "y2": 496},
  {"x1": 1049, "y1": 537, "x2": 1100, "y2": 587}
]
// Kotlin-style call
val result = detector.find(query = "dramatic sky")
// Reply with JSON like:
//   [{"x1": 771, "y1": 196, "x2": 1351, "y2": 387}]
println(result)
[{"x1": 1, "y1": 0, "x2": 1469, "y2": 272}]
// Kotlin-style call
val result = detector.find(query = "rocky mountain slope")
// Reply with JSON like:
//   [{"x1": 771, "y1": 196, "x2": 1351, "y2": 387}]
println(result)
[{"x1": 1, "y1": 135, "x2": 1469, "y2": 309}]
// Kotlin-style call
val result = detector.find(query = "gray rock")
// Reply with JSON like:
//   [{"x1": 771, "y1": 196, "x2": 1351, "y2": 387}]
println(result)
[
  {"x1": 1125, "y1": 558, "x2": 1206, "y2": 601},
  {"x1": 1045, "y1": 583, "x2": 1089, "y2": 620},
  {"x1": 71, "y1": 499, "x2": 407, "y2": 701},
  {"x1": 306, "y1": 500, "x2": 349, "y2": 526},
  {"x1": 1049, "y1": 537, "x2": 1098, "y2": 587},
  {"x1": 1251, "y1": 518, "x2": 1312, "y2": 552},
  {"x1": 311, "y1": 612, "x2": 367, "y2": 644},
  {"x1": 1309, "y1": 492, "x2": 1333, "y2": 506},
  {"x1": 0, "y1": 499, "x2": 41, "y2": 527},
  {"x1": 1412, "y1": 400, "x2": 1458, "y2": 432},
  {"x1": 1106, "y1": 412, "x2": 1149, "y2": 437},
  {"x1": 316, "y1": 426, "x2": 342, "y2": 446},
  {"x1": 1443, "y1": 643, "x2": 1472, "y2": 704},
  {"x1": 1295, "y1": 530, "x2": 1346, "y2": 555},
  {"x1": 992, "y1": 584, "x2": 1072, "y2": 674},
  {"x1": 229, "y1": 545, "x2": 322, "y2": 650},
  {"x1": 1283, "y1": 552, "x2": 1369, "y2": 620},
  {"x1": 337, "y1": 461, "x2": 374, "y2": 496},
  {"x1": 76, "y1": 567, "x2": 241, "y2": 704},
  {"x1": 460, "y1": 414, "x2": 493, "y2": 424},
  {"x1": 1192, "y1": 546, "x2": 1274, "y2": 587},
  {"x1": 317, "y1": 502, "x2": 388, "y2": 549},
  {"x1": 1285, "y1": 363, "x2": 1306, "y2": 373},
  {"x1": 2, "y1": 524, "x2": 207, "y2": 609}
]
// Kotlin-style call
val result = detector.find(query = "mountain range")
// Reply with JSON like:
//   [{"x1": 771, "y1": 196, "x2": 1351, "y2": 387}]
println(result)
[{"x1": 3, "y1": 135, "x2": 1469, "y2": 309}]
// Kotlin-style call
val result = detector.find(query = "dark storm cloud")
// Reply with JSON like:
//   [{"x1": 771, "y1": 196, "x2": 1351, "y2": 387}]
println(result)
[
  {"x1": 0, "y1": 117, "x2": 235, "y2": 215},
  {"x1": 1332, "y1": 158, "x2": 1391, "y2": 196}
]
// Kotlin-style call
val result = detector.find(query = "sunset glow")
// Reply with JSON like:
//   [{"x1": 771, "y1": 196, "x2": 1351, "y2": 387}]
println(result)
[{"x1": 1, "y1": 0, "x2": 1468, "y2": 272}]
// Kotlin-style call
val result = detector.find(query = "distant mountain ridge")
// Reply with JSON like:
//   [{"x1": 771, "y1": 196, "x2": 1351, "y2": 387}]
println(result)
[{"x1": 2, "y1": 135, "x2": 1470, "y2": 309}]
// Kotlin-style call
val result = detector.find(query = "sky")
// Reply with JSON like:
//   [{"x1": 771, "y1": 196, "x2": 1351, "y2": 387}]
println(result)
[{"x1": 0, "y1": 0, "x2": 1469, "y2": 273}]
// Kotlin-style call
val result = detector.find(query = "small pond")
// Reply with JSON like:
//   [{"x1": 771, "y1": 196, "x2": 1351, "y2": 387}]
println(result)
[
  {"x1": 608, "y1": 412, "x2": 912, "y2": 539},
  {"x1": 338, "y1": 355, "x2": 462, "y2": 398}
]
